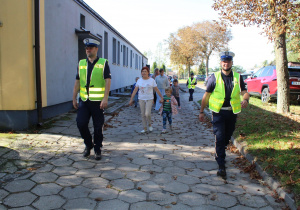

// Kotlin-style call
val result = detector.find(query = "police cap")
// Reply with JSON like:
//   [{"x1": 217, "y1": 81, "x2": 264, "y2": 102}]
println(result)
[
  {"x1": 83, "y1": 38, "x2": 100, "y2": 47},
  {"x1": 219, "y1": 51, "x2": 235, "y2": 61}
]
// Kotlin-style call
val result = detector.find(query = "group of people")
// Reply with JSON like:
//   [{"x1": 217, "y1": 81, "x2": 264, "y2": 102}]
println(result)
[
  {"x1": 129, "y1": 67, "x2": 188, "y2": 133},
  {"x1": 72, "y1": 38, "x2": 250, "y2": 178}
]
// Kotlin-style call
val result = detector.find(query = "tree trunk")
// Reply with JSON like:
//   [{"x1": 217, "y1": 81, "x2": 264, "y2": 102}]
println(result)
[
  {"x1": 188, "y1": 63, "x2": 191, "y2": 76},
  {"x1": 275, "y1": 32, "x2": 290, "y2": 113},
  {"x1": 205, "y1": 57, "x2": 209, "y2": 77}
]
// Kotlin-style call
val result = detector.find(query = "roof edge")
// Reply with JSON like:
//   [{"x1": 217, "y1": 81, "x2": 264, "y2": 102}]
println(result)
[{"x1": 73, "y1": 0, "x2": 147, "y2": 59}]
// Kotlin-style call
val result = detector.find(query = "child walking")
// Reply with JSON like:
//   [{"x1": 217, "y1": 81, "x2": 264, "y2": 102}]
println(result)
[
  {"x1": 159, "y1": 87, "x2": 178, "y2": 133},
  {"x1": 172, "y1": 79, "x2": 187, "y2": 109}
]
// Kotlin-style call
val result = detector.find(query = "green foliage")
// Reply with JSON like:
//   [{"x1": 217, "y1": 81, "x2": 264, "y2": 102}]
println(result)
[
  {"x1": 211, "y1": 67, "x2": 220, "y2": 72},
  {"x1": 232, "y1": 65, "x2": 246, "y2": 73},
  {"x1": 151, "y1": 61, "x2": 157, "y2": 73},
  {"x1": 262, "y1": 60, "x2": 269, "y2": 67},
  {"x1": 161, "y1": 63, "x2": 166, "y2": 71},
  {"x1": 198, "y1": 62, "x2": 206, "y2": 75},
  {"x1": 287, "y1": 53, "x2": 300, "y2": 62}
]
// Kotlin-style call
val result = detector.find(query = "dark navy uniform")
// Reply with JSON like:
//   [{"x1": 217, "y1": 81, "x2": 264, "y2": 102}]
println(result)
[
  {"x1": 76, "y1": 57, "x2": 111, "y2": 153},
  {"x1": 206, "y1": 71, "x2": 247, "y2": 166}
]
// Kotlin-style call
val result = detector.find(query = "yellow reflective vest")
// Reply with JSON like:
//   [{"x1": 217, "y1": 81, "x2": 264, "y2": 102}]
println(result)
[
  {"x1": 188, "y1": 78, "x2": 196, "y2": 89},
  {"x1": 209, "y1": 71, "x2": 241, "y2": 114},
  {"x1": 79, "y1": 58, "x2": 107, "y2": 101}
]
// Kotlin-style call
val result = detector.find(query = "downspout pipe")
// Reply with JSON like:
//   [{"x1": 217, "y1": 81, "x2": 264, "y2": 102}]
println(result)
[{"x1": 34, "y1": 0, "x2": 43, "y2": 126}]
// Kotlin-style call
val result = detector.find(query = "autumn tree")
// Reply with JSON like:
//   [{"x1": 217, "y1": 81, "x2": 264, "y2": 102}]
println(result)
[
  {"x1": 192, "y1": 21, "x2": 232, "y2": 77},
  {"x1": 287, "y1": 2, "x2": 300, "y2": 62},
  {"x1": 167, "y1": 26, "x2": 198, "y2": 75},
  {"x1": 287, "y1": 27, "x2": 300, "y2": 62},
  {"x1": 213, "y1": 0, "x2": 300, "y2": 114},
  {"x1": 168, "y1": 21, "x2": 231, "y2": 76}
]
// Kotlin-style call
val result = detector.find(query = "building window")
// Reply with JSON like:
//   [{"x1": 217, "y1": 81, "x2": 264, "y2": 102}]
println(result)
[
  {"x1": 104, "y1": 31, "x2": 108, "y2": 59},
  {"x1": 117, "y1": 41, "x2": 120, "y2": 65},
  {"x1": 80, "y1": 14, "x2": 85, "y2": 29},
  {"x1": 130, "y1": 50, "x2": 132, "y2": 68},
  {"x1": 112, "y1": 38, "x2": 116, "y2": 64},
  {"x1": 135, "y1": 54, "x2": 138, "y2": 69},
  {"x1": 139, "y1": 56, "x2": 141, "y2": 69},
  {"x1": 123, "y1": 45, "x2": 126, "y2": 67},
  {"x1": 126, "y1": 47, "x2": 129, "y2": 67}
]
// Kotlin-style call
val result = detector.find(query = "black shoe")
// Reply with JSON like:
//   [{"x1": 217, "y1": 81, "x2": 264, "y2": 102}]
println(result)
[
  {"x1": 217, "y1": 166, "x2": 226, "y2": 178},
  {"x1": 95, "y1": 151, "x2": 102, "y2": 160},
  {"x1": 83, "y1": 146, "x2": 93, "y2": 157}
]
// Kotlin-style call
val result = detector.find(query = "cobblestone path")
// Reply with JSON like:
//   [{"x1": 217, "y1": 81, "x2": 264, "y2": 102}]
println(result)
[{"x1": 0, "y1": 86, "x2": 286, "y2": 209}]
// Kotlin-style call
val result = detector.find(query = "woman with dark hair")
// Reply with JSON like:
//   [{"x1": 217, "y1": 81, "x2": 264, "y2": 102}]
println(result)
[{"x1": 129, "y1": 67, "x2": 163, "y2": 133}]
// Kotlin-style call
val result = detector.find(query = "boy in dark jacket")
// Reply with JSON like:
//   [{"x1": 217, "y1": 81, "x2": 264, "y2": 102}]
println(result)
[{"x1": 172, "y1": 79, "x2": 186, "y2": 109}]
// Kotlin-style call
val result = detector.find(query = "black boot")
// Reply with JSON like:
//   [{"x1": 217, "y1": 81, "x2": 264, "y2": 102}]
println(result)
[
  {"x1": 217, "y1": 165, "x2": 226, "y2": 178},
  {"x1": 83, "y1": 146, "x2": 93, "y2": 157},
  {"x1": 94, "y1": 150, "x2": 102, "y2": 160}
]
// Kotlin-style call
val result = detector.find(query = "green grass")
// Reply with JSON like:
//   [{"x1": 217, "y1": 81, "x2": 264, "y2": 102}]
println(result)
[{"x1": 234, "y1": 97, "x2": 300, "y2": 206}]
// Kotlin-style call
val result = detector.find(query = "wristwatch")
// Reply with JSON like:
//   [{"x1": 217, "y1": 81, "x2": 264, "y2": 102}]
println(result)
[
  {"x1": 200, "y1": 111, "x2": 204, "y2": 114},
  {"x1": 244, "y1": 99, "x2": 249, "y2": 103}
]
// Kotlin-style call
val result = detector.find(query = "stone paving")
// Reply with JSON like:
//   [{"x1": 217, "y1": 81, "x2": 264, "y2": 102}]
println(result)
[{"x1": 0, "y1": 84, "x2": 288, "y2": 209}]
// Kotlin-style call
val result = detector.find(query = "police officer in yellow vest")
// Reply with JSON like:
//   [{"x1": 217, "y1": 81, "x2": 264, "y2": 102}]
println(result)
[
  {"x1": 186, "y1": 72, "x2": 197, "y2": 101},
  {"x1": 72, "y1": 38, "x2": 111, "y2": 160},
  {"x1": 199, "y1": 51, "x2": 250, "y2": 178}
]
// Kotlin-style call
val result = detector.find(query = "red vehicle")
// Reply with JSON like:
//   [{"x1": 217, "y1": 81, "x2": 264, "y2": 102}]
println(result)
[{"x1": 244, "y1": 65, "x2": 300, "y2": 103}]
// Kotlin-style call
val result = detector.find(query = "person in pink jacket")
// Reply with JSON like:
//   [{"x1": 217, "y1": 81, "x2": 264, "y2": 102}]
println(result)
[{"x1": 159, "y1": 87, "x2": 178, "y2": 133}]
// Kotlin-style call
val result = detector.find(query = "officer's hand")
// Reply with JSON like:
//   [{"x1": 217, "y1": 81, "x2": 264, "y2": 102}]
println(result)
[
  {"x1": 73, "y1": 99, "x2": 78, "y2": 109},
  {"x1": 241, "y1": 100, "x2": 248, "y2": 108},
  {"x1": 100, "y1": 99, "x2": 108, "y2": 109},
  {"x1": 199, "y1": 113, "x2": 205, "y2": 122},
  {"x1": 159, "y1": 98, "x2": 163, "y2": 103}
]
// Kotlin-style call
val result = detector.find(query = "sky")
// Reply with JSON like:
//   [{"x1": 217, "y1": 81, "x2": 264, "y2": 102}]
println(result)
[{"x1": 83, "y1": 0, "x2": 275, "y2": 71}]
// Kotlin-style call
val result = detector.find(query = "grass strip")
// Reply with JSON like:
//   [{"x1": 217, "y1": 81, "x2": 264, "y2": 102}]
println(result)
[{"x1": 234, "y1": 97, "x2": 300, "y2": 206}]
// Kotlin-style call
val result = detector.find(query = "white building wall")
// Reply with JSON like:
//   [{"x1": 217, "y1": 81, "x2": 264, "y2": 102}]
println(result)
[{"x1": 44, "y1": 0, "x2": 147, "y2": 106}]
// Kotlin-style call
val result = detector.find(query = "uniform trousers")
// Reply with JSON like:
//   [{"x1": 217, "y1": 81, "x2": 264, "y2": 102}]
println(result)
[
  {"x1": 76, "y1": 99, "x2": 104, "y2": 153},
  {"x1": 212, "y1": 110, "x2": 237, "y2": 167},
  {"x1": 189, "y1": 89, "x2": 194, "y2": 101}
]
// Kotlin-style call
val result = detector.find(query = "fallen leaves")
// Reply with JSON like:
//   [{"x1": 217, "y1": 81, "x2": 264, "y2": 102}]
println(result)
[
  {"x1": 210, "y1": 194, "x2": 217, "y2": 201},
  {"x1": 106, "y1": 184, "x2": 112, "y2": 188},
  {"x1": 26, "y1": 167, "x2": 38, "y2": 171}
]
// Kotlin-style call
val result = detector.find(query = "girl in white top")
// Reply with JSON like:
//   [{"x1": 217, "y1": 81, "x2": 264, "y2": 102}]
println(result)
[{"x1": 129, "y1": 67, "x2": 163, "y2": 133}]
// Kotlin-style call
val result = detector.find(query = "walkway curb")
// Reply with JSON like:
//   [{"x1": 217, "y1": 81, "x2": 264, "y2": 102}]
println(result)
[{"x1": 194, "y1": 101, "x2": 297, "y2": 210}]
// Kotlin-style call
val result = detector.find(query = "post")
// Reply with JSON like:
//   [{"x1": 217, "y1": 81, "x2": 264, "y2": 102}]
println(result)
[{"x1": 34, "y1": 0, "x2": 43, "y2": 126}]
